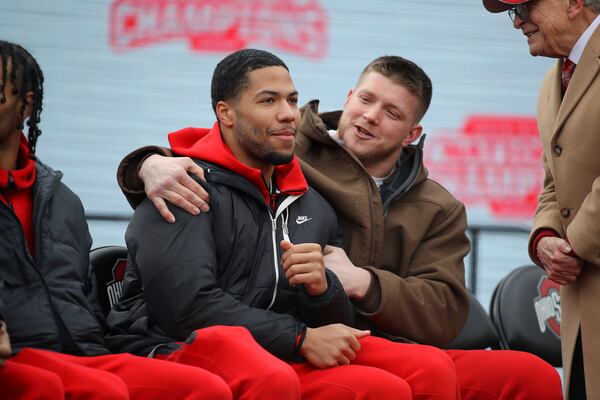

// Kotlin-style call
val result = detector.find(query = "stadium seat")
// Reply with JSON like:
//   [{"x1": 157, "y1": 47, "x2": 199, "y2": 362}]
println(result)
[
  {"x1": 90, "y1": 246, "x2": 128, "y2": 317},
  {"x1": 447, "y1": 290, "x2": 500, "y2": 350},
  {"x1": 489, "y1": 265, "x2": 562, "y2": 367}
]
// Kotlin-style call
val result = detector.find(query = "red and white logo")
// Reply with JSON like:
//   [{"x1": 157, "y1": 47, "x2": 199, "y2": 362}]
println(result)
[
  {"x1": 533, "y1": 276, "x2": 561, "y2": 338},
  {"x1": 107, "y1": 258, "x2": 127, "y2": 309},
  {"x1": 109, "y1": 0, "x2": 328, "y2": 59}
]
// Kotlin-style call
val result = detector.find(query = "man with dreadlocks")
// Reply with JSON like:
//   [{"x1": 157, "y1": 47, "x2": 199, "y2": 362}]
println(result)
[{"x1": 0, "y1": 40, "x2": 232, "y2": 399}]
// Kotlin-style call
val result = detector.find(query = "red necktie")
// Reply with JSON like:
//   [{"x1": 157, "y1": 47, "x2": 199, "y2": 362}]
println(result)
[{"x1": 561, "y1": 59, "x2": 576, "y2": 95}]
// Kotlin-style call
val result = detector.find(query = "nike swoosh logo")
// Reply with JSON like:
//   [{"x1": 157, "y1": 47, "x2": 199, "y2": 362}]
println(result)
[{"x1": 296, "y1": 217, "x2": 313, "y2": 225}]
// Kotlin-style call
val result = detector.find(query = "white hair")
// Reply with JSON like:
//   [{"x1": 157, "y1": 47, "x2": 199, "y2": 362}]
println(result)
[{"x1": 585, "y1": 0, "x2": 600, "y2": 13}]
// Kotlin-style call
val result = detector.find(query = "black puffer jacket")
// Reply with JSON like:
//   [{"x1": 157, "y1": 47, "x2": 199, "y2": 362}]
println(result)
[
  {"x1": 0, "y1": 161, "x2": 108, "y2": 356},
  {"x1": 106, "y1": 125, "x2": 354, "y2": 360},
  {"x1": 107, "y1": 160, "x2": 354, "y2": 360}
]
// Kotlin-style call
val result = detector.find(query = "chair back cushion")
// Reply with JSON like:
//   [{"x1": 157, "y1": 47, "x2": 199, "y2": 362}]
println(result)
[
  {"x1": 447, "y1": 291, "x2": 500, "y2": 350},
  {"x1": 90, "y1": 246, "x2": 128, "y2": 317},
  {"x1": 490, "y1": 265, "x2": 562, "y2": 366}
]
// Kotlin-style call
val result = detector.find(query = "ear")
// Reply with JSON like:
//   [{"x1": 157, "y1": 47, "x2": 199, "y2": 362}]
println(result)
[
  {"x1": 401, "y1": 124, "x2": 423, "y2": 147},
  {"x1": 566, "y1": 0, "x2": 584, "y2": 18},
  {"x1": 16, "y1": 91, "x2": 34, "y2": 129},
  {"x1": 22, "y1": 91, "x2": 34, "y2": 119},
  {"x1": 343, "y1": 89, "x2": 354, "y2": 107},
  {"x1": 215, "y1": 100, "x2": 235, "y2": 128}
]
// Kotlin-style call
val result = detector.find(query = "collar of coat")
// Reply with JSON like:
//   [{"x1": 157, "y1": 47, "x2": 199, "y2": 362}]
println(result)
[
  {"x1": 168, "y1": 122, "x2": 308, "y2": 206},
  {"x1": 0, "y1": 134, "x2": 36, "y2": 190}
]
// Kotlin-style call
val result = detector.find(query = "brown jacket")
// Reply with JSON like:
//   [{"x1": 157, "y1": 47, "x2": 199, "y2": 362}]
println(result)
[
  {"x1": 295, "y1": 101, "x2": 469, "y2": 347},
  {"x1": 117, "y1": 101, "x2": 470, "y2": 348},
  {"x1": 528, "y1": 25, "x2": 600, "y2": 399}
]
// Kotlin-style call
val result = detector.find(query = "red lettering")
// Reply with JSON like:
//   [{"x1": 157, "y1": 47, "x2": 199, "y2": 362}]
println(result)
[{"x1": 109, "y1": 0, "x2": 328, "y2": 59}]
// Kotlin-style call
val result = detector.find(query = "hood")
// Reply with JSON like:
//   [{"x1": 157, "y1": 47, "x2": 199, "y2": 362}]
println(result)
[
  {"x1": 0, "y1": 134, "x2": 36, "y2": 190},
  {"x1": 168, "y1": 122, "x2": 308, "y2": 205},
  {"x1": 380, "y1": 137, "x2": 428, "y2": 212}
]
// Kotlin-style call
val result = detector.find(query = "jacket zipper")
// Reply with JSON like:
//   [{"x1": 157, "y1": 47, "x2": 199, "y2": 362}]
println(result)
[{"x1": 266, "y1": 195, "x2": 302, "y2": 310}]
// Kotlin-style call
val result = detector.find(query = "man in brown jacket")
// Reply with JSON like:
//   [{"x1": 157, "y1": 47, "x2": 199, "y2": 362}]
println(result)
[
  {"x1": 483, "y1": 1, "x2": 600, "y2": 398},
  {"x1": 118, "y1": 56, "x2": 562, "y2": 399}
]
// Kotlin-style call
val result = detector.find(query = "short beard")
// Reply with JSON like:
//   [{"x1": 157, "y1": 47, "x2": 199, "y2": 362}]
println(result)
[{"x1": 263, "y1": 151, "x2": 293, "y2": 165}]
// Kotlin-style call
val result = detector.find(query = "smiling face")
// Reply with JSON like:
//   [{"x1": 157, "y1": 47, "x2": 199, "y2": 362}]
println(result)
[
  {"x1": 337, "y1": 71, "x2": 422, "y2": 177},
  {"x1": 217, "y1": 66, "x2": 300, "y2": 172},
  {"x1": 512, "y1": 0, "x2": 576, "y2": 58}
]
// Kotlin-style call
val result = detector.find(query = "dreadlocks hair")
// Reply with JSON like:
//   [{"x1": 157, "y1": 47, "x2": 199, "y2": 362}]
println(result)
[
  {"x1": 0, "y1": 40, "x2": 44, "y2": 155},
  {"x1": 210, "y1": 48, "x2": 288, "y2": 118}
]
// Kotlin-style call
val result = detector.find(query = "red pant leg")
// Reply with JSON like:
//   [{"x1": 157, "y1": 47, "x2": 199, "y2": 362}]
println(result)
[
  {"x1": 352, "y1": 336, "x2": 460, "y2": 400},
  {"x1": 72, "y1": 352, "x2": 232, "y2": 400},
  {"x1": 159, "y1": 326, "x2": 300, "y2": 400},
  {"x1": 447, "y1": 349, "x2": 563, "y2": 400},
  {"x1": 0, "y1": 358, "x2": 64, "y2": 400},
  {"x1": 12, "y1": 348, "x2": 129, "y2": 400},
  {"x1": 14, "y1": 347, "x2": 231, "y2": 400},
  {"x1": 291, "y1": 362, "x2": 412, "y2": 399}
]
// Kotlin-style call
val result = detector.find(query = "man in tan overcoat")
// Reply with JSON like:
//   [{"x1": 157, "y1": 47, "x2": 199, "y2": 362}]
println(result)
[{"x1": 484, "y1": 0, "x2": 600, "y2": 398}]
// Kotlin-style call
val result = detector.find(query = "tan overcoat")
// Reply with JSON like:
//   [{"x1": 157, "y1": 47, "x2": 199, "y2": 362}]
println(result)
[{"x1": 529, "y1": 25, "x2": 600, "y2": 399}]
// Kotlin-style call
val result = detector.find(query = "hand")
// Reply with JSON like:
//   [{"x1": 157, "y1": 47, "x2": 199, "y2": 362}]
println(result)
[
  {"x1": 139, "y1": 155, "x2": 210, "y2": 223},
  {"x1": 300, "y1": 324, "x2": 370, "y2": 369},
  {"x1": 323, "y1": 245, "x2": 371, "y2": 299},
  {"x1": 537, "y1": 237, "x2": 582, "y2": 285},
  {"x1": 281, "y1": 240, "x2": 328, "y2": 296},
  {"x1": 0, "y1": 321, "x2": 11, "y2": 367}
]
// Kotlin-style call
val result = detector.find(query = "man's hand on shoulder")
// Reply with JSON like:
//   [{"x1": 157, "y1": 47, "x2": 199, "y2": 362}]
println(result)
[
  {"x1": 537, "y1": 236, "x2": 582, "y2": 285},
  {"x1": 323, "y1": 245, "x2": 371, "y2": 299},
  {"x1": 139, "y1": 154, "x2": 210, "y2": 223},
  {"x1": 0, "y1": 321, "x2": 11, "y2": 367},
  {"x1": 281, "y1": 240, "x2": 328, "y2": 296},
  {"x1": 300, "y1": 324, "x2": 370, "y2": 369}
]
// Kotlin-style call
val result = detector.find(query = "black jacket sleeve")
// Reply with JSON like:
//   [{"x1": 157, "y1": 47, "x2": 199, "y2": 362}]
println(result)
[{"x1": 126, "y1": 198, "x2": 305, "y2": 361}]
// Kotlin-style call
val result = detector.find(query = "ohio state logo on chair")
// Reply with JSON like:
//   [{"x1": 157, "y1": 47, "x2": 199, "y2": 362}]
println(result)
[
  {"x1": 490, "y1": 265, "x2": 562, "y2": 367},
  {"x1": 534, "y1": 275, "x2": 561, "y2": 339},
  {"x1": 90, "y1": 246, "x2": 128, "y2": 317},
  {"x1": 107, "y1": 258, "x2": 127, "y2": 309}
]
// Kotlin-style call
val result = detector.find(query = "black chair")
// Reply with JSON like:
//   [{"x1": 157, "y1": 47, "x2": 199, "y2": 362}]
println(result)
[
  {"x1": 90, "y1": 246, "x2": 128, "y2": 317},
  {"x1": 447, "y1": 290, "x2": 500, "y2": 350},
  {"x1": 490, "y1": 265, "x2": 562, "y2": 367}
]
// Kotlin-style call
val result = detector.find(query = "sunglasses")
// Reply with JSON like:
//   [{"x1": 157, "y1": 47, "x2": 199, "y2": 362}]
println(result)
[{"x1": 508, "y1": 1, "x2": 534, "y2": 22}]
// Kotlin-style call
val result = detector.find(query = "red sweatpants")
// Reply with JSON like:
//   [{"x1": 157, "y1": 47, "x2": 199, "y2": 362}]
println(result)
[
  {"x1": 159, "y1": 326, "x2": 563, "y2": 400},
  {"x1": 0, "y1": 348, "x2": 231, "y2": 400}
]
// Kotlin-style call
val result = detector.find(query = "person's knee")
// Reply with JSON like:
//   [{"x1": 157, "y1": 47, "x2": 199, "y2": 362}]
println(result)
[
  {"x1": 305, "y1": 367, "x2": 411, "y2": 400},
  {"x1": 78, "y1": 376, "x2": 128, "y2": 400},
  {"x1": 418, "y1": 346, "x2": 456, "y2": 377},
  {"x1": 35, "y1": 371, "x2": 64, "y2": 399},
  {"x1": 192, "y1": 325, "x2": 253, "y2": 345},
  {"x1": 357, "y1": 370, "x2": 412, "y2": 400},
  {"x1": 247, "y1": 361, "x2": 300, "y2": 399},
  {"x1": 411, "y1": 346, "x2": 458, "y2": 395},
  {"x1": 0, "y1": 361, "x2": 65, "y2": 400},
  {"x1": 160, "y1": 364, "x2": 232, "y2": 400},
  {"x1": 494, "y1": 351, "x2": 562, "y2": 396}
]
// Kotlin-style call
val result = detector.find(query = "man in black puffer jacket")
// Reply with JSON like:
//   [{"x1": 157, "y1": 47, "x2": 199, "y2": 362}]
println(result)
[{"x1": 0, "y1": 40, "x2": 230, "y2": 400}]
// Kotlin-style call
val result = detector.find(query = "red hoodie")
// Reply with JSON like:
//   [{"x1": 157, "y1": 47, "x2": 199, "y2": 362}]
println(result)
[{"x1": 168, "y1": 122, "x2": 307, "y2": 207}]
